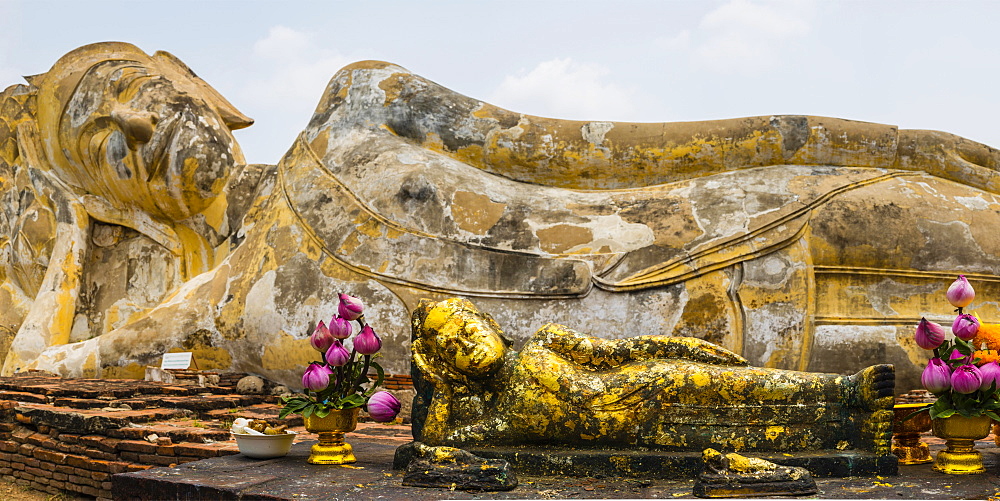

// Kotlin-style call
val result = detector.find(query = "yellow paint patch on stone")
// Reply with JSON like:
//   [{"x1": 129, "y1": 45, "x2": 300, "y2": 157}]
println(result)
[
  {"x1": 309, "y1": 131, "x2": 330, "y2": 158},
  {"x1": 81, "y1": 352, "x2": 97, "y2": 378},
  {"x1": 690, "y1": 372, "x2": 711, "y2": 387},
  {"x1": 537, "y1": 224, "x2": 594, "y2": 254},
  {"x1": 765, "y1": 426, "x2": 785, "y2": 440},
  {"x1": 102, "y1": 362, "x2": 145, "y2": 379},
  {"x1": 166, "y1": 345, "x2": 233, "y2": 371},
  {"x1": 200, "y1": 194, "x2": 229, "y2": 234},
  {"x1": 451, "y1": 191, "x2": 506, "y2": 235},
  {"x1": 261, "y1": 332, "x2": 316, "y2": 371}
]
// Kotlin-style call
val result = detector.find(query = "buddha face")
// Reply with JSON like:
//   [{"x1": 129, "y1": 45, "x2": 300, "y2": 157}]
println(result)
[
  {"x1": 421, "y1": 299, "x2": 507, "y2": 378},
  {"x1": 39, "y1": 46, "x2": 252, "y2": 221}
]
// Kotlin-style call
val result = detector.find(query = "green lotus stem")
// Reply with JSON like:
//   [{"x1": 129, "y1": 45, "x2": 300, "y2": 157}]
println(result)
[{"x1": 354, "y1": 355, "x2": 372, "y2": 396}]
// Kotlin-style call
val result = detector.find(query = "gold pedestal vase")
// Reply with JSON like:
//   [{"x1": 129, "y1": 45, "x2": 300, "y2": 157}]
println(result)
[
  {"x1": 891, "y1": 404, "x2": 932, "y2": 465},
  {"x1": 932, "y1": 415, "x2": 991, "y2": 474},
  {"x1": 304, "y1": 407, "x2": 359, "y2": 465}
]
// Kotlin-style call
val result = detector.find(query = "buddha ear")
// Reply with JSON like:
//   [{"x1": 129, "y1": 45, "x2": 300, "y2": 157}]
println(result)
[{"x1": 110, "y1": 108, "x2": 156, "y2": 148}]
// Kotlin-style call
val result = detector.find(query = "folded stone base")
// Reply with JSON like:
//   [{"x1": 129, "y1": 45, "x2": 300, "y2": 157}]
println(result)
[{"x1": 417, "y1": 445, "x2": 898, "y2": 478}]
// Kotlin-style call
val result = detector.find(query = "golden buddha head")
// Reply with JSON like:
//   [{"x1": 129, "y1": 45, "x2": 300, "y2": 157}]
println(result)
[
  {"x1": 31, "y1": 42, "x2": 253, "y2": 221},
  {"x1": 412, "y1": 298, "x2": 512, "y2": 379}
]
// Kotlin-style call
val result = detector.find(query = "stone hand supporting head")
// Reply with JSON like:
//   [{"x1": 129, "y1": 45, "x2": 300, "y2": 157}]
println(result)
[{"x1": 32, "y1": 42, "x2": 253, "y2": 221}]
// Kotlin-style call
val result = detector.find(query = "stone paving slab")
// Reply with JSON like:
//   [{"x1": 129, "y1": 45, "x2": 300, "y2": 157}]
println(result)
[{"x1": 113, "y1": 435, "x2": 1000, "y2": 500}]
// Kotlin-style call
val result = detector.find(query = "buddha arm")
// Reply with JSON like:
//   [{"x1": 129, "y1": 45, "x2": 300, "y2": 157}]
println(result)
[{"x1": 533, "y1": 323, "x2": 747, "y2": 369}]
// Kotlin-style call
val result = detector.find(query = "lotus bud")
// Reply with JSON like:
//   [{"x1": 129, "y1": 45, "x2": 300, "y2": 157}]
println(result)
[
  {"x1": 914, "y1": 318, "x2": 946, "y2": 350},
  {"x1": 366, "y1": 391, "x2": 401, "y2": 422},
  {"x1": 338, "y1": 293, "x2": 364, "y2": 321},
  {"x1": 302, "y1": 363, "x2": 333, "y2": 391},
  {"x1": 979, "y1": 361, "x2": 1000, "y2": 391},
  {"x1": 921, "y1": 358, "x2": 951, "y2": 393},
  {"x1": 946, "y1": 275, "x2": 975, "y2": 308},
  {"x1": 309, "y1": 321, "x2": 335, "y2": 352},
  {"x1": 329, "y1": 316, "x2": 352, "y2": 340},
  {"x1": 354, "y1": 325, "x2": 382, "y2": 355},
  {"x1": 952, "y1": 313, "x2": 980, "y2": 341},
  {"x1": 325, "y1": 339, "x2": 350, "y2": 367},
  {"x1": 951, "y1": 364, "x2": 983, "y2": 394},
  {"x1": 949, "y1": 349, "x2": 968, "y2": 364}
]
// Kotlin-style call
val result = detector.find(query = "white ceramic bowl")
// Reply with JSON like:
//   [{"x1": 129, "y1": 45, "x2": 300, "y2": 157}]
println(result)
[{"x1": 233, "y1": 431, "x2": 296, "y2": 459}]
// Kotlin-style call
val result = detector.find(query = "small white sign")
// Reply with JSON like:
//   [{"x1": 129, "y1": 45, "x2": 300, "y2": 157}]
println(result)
[{"x1": 161, "y1": 352, "x2": 193, "y2": 370}]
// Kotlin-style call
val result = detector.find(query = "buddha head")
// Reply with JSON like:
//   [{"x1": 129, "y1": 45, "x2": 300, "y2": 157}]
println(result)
[
  {"x1": 411, "y1": 298, "x2": 513, "y2": 380},
  {"x1": 31, "y1": 42, "x2": 253, "y2": 221}
]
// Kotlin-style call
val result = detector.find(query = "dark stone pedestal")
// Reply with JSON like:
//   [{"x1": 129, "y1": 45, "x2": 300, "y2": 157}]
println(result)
[
  {"x1": 453, "y1": 446, "x2": 897, "y2": 479},
  {"x1": 110, "y1": 439, "x2": 1000, "y2": 500}
]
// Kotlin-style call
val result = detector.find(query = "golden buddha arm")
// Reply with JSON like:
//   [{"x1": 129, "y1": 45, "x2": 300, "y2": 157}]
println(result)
[
  {"x1": 411, "y1": 344, "x2": 455, "y2": 445},
  {"x1": 534, "y1": 323, "x2": 747, "y2": 369}
]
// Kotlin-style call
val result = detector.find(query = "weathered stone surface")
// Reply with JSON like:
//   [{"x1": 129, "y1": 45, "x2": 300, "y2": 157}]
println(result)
[
  {"x1": 235, "y1": 376, "x2": 265, "y2": 395},
  {"x1": 3, "y1": 46, "x2": 1000, "y2": 394},
  {"x1": 693, "y1": 448, "x2": 817, "y2": 498},
  {"x1": 397, "y1": 441, "x2": 516, "y2": 491}
]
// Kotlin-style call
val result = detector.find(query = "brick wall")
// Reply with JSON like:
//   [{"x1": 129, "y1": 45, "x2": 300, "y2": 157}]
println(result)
[{"x1": 0, "y1": 372, "x2": 415, "y2": 500}]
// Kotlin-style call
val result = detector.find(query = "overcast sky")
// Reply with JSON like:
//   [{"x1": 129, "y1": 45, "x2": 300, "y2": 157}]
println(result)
[{"x1": 2, "y1": 0, "x2": 998, "y2": 165}]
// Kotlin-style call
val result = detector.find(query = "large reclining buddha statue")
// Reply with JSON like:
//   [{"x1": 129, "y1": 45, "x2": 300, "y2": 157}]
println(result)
[{"x1": 2, "y1": 43, "x2": 998, "y2": 391}]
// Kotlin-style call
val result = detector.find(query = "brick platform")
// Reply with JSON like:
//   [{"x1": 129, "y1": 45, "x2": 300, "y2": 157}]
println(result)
[{"x1": 0, "y1": 371, "x2": 414, "y2": 500}]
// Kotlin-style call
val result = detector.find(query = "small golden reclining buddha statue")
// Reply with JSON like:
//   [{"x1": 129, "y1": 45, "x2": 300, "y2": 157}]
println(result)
[{"x1": 410, "y1": 298, "x2": 894, "y2": 454}]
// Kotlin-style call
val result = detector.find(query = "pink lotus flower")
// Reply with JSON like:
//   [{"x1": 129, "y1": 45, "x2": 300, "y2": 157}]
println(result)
[
  {"x1": 949, "y1": 349, "x2": 969, "y2": 364},
  {"x1": 979, "y1": 361, "x2": 1000, "y2": 391},
  {"x1": 952, "y1": 313, "x2": 980, "y2": 340},
  {"x1": 309, "y1": 321, "x2": 335, "y2": 352},
  {"x1": 951, "y1": 364, "x2": 983, "y2": 394},
  {"x1": 366, "y1": 391, "x2": 401, "y2": 422},
  {"x1": 921, "y1": 358, "x2": 951, "y2": 393},
  {"x1": 329, "y1": 316, "x2": 352, "y2": 340},
  {"x1": 302, "y1": 363, "x2": 333, "y2": 391},
  {"x1": 338, "y1": 294, "x2": 364, "y2": 321},
  {"x1": 354, "y1": 325, "x2": 382, "y2": 355},
  {"x1": 914, "y1": 318, "x2": 946, "y2": 350},
  {"x1": 946, "y1": 275, "x2": 975, "y2": 308},
  {"x1": 326, "y1": 340, "x2": 350, "y2": 366}
]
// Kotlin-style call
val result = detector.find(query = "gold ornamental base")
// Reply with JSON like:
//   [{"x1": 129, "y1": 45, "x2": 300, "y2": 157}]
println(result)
[
  {"x1": 891, "y1": 404, "x2": 932, "y2": 465},
  {"x1": 304, "y1": 408, "x2": 360, "y2": 465},
  {"x1": 932, "y1": 415, "x2": 991, "y2": 475},
  {"x1": 308, "y1": 432, "x2": 356, "y2": 465},
  {"x1": 892, "y1": 440, "x2": 932, "y2": 465},
  {"x1": 934, "y1": 448, "x2": 984, "y2": 475}
]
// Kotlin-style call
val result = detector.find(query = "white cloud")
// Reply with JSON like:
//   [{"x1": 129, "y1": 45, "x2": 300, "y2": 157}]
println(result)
[
  {"x1": 489, "y1": 58, "x2": 638, "y2": 121},
  {"x1": 253, "y1": 26, "x2": 311, "y2": 60},
  {"x1": 658, "y1": 0, "x2": 816, "y2": 76},
  {"x1": 240, "y1": 25, "x2": 352, "y2": 112},
  {"x1": 231, "y1": 25, "x2": 356, "y2": 163}
]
